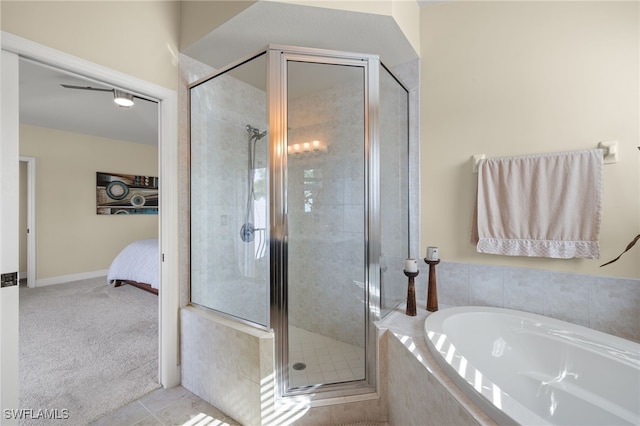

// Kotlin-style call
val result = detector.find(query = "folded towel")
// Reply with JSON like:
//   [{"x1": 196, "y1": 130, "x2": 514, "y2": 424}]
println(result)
[{"x1": 472, "y1": 149, "x2": 603, "y2": 259}]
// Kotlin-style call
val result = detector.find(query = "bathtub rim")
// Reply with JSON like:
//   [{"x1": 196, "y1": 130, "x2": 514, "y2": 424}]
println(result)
[{"x1": 423, "y1": 306, "x2": 640, "y2": 426}]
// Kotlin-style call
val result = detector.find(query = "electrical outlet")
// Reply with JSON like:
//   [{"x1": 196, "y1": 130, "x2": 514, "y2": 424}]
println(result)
[{"x1": 1, "y1": 272, "x2": 18, "y2": 288}]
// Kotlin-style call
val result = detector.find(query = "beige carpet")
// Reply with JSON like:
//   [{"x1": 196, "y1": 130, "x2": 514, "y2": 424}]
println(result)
[{"x1": 19, "y1": 277, "x2": 159, "y2": 425}]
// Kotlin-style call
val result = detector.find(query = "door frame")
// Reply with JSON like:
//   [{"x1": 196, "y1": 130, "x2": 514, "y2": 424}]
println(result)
[
  {"x1": 1, "y1": 31, "x2": 181, "y2": 390},
  {"x1": 1, "y1": 49, "x2": 21, "y2": 425},
  {"x1": 19, "y1": 156, "x2": 36, "y2": 288}
]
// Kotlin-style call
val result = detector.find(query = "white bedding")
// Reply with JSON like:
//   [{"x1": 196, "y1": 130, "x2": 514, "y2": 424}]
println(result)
[{"x1": 107, "y1": 238, "x2": 159, "y2": 289}]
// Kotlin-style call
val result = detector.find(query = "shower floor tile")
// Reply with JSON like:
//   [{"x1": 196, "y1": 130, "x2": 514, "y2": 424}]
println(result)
[{"x1": 289, "y1": 326, "x2": 365, "y2": 388}]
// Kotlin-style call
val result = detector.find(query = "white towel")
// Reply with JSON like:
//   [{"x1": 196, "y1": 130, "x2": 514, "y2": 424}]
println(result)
[{"x1": 472, "y1": 149, "x2": 603, "y2": 259}]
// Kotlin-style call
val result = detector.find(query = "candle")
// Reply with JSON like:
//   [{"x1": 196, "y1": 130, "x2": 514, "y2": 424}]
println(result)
[
  {"x1": 405, "y1": 258, "x2": 418, "y2": 272},
  {"x1": 426, "y1": 246, "x2": 439, "y2": 261}
]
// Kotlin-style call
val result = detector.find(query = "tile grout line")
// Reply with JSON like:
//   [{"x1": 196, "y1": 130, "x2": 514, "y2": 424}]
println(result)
[{"x1": 131, "y1": 402, "x2": 161, "y2": 426}]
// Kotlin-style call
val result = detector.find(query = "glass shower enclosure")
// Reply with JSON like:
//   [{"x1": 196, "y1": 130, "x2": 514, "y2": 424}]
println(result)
[{"x1": 190, "y1": 45, "x2": 409, "y2": 397}]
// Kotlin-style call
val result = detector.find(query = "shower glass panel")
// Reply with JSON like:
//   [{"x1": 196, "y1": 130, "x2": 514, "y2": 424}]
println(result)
[
  {"x1": 286, "y1": 60, "x2": 366, "y2": 387},
  {"x1": 379, "y1": 65, "x2": 410, "y2": 317},
  {"x1": 189, "y1": 45, "x2": 409, "y2": 400},
  {"x1": 190, "y1": 53, "x2": 269, "y2": 327}
]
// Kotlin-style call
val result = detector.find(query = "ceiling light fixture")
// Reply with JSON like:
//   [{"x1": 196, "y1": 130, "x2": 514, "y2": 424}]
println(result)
[{"x1": 113, "y1": 90, "x2": 134, "y2": 108}]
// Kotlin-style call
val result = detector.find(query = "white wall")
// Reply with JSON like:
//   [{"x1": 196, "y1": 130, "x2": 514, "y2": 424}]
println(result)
[
  {"x1": 0, "y1": 1, "x2": 180, "y2": 91},
  {"x1": 420, "y1": 1, "x2": 639, "y2": 279},
  {"x1": 20, "y1": 125, "x2": 158, "y2": 281},
  {"x1": 179, "y1": 1, "x2": 256, "y2": 52},
  {"x1": 273, "y1": 0, "x2": 420, "y2": 57}
]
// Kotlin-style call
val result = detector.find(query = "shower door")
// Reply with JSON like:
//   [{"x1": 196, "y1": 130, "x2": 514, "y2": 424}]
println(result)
[{"x1": 276, "y1": 54, "x2": 371, "y2": 391}]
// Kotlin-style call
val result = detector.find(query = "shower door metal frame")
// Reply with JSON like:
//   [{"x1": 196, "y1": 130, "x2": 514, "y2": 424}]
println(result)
[{"x1": 268, "y1": 45, "x2": 381, "y2": 399}]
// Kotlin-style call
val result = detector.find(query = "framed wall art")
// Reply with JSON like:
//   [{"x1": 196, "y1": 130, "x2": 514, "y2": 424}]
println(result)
[{"x1": 97, "y1": 172, "x2": 158, "y2": 215}]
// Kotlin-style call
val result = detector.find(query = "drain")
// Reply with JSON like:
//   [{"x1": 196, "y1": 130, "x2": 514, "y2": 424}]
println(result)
[{"x1": 292, "y1": 362, "x2": 307, "y2": 371}]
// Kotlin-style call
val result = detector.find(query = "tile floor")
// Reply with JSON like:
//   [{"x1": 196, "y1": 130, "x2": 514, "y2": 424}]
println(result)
[
  {"x1": 92, "y1": 384, "x2": 389, "y2": 426},
  {"x1": 93, "y1": 329, "x2": 370, "y2": 425},
  {"x1": 288, "y1": 326, "x2": 366, "y2": 387},
  {"x1": 90, "y1": 386, "x2": 240, "y2": 426}
]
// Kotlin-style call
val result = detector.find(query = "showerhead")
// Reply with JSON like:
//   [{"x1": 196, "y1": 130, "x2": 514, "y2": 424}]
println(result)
[{"x1": 246, "y1": 124, "x2": 267, "y2": 141}]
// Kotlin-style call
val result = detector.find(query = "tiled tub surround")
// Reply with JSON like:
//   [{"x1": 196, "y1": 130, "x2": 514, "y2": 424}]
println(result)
[
  {"x1": 380, "y1": 306, "x2": 497, "y2": 426},
  {"x1": 380, "y1": 261, "x2": 638, "y2": 425},
  {"x1": 181, "y1": 306, "x2": 386, "y2": 426},
  {"x1": 427, "y1": 261, "x2": 640, "y2": 343}
]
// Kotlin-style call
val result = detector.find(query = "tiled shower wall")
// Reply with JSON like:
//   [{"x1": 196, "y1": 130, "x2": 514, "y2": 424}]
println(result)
[{"x1": 418, "y1": 261, "x2": 640, "y2": 342}]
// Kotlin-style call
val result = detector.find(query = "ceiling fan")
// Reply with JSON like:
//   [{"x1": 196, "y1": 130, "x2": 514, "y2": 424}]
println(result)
[{"x1": 60, "y1": 84, "x2": 156, "y2": 108}]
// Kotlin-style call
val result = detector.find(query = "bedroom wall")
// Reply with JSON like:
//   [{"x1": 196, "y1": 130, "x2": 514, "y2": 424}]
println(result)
[
  {"x1": 420, "y1": 1, "x2": 639, "y2": 279},
  {"x1": 19, "y1": 124, "x2": 158, "y2": 283}
]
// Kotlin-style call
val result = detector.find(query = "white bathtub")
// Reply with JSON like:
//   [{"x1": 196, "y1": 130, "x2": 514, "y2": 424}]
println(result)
[{"x1": 424, "y1": 307, "x2": 640, "y2": 426}]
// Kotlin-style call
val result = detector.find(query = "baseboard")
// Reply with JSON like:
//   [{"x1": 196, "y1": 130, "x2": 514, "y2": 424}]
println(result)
[
  {"x1": 35, "y1": 270, "x2": 109, "y2": 287},
  {"x1": 19, "y1": 271, "x2": 27, "y2": 280}
]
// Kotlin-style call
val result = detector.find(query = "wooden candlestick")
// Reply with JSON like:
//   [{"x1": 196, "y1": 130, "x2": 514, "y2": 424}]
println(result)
[
  {"x1": 403, "y1": 270, "x2": 419, "y2": 316},
  {"x1": 424, "y1": 259, "x2": 440, "y2": 312}
]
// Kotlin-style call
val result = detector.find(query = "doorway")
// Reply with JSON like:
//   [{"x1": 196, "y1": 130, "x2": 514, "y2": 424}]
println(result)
[
  {"x1": 18, "y1": 156, "x2": 35, "y2": 288},
  {"x1": 1, "y1": 33, "x2": 180, "y2": 415},
  {"x1": 17, "y1": 59, "x2": 161, "y2": 420}
]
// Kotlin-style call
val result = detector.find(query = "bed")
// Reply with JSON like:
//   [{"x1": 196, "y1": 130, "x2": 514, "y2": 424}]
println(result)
[{"x1": 107, "y1": 238, "x2": 159, "y2": 295}]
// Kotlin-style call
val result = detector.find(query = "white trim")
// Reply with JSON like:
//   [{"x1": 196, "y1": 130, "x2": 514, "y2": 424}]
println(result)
[
  {"x1": 34, "y1": 269, "x2": 109, "y2": 287},
  {"x1": 19, "y1": 156, "x2": 36, "y2": 288},
  {"x1": 1, "y1": 48, "x2": 21, "y2": 425},
  {"x1": 2, "y1": 31, "x2": 181, "y2": 389}
]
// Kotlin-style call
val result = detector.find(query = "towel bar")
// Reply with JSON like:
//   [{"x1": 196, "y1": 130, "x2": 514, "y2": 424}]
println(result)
[
  {"x1": 598, "y1": 140, "x2": 618, "y2": 164},
  {"x1": 471, "y1": 141, "x2": 618, "y2": 172}
]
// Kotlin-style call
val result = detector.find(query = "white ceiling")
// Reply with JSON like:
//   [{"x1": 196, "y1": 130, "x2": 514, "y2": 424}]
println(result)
[
  {"x1": 18, "y1": 1, "x2": 419, "y2": 145},
  {"x1": 19, "y1": 58, "x2": 159, "y2": 146},
  {"x1": 183, "y1": 1, "x2": 418, "y2": 70}
]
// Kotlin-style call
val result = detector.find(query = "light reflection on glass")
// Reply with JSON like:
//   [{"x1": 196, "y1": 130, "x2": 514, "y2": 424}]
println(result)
[{"x1": 549, "y1": 390, "x2": 558, "y2": 416}]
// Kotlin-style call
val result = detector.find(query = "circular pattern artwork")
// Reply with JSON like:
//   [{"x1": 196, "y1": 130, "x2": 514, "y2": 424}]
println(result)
[
  {"x1": 97, "y1": 172, "x2": 158, "y2": 215},
  {"x1": 105, "y1": 181, "x2": 129, "y2": 200}
]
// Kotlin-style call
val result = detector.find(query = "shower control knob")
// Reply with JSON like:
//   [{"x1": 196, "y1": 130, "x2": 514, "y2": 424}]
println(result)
[{"x1": 240, "y1": 223, "x2": 255, "y2": 243}]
